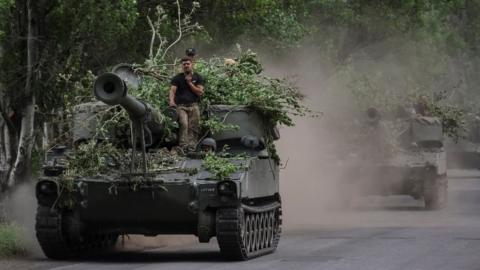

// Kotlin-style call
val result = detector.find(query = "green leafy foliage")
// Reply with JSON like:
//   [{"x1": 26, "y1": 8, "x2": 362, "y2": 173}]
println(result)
[
  {"x1": 196, "y1": 49, "x2": 315, "y2": 127},
  {"x1": 133, "y1": 48, "x2": 313, "y2": 136},
  {"x1": 143, "y1": 148, "x2": 184, "y2": 172},
  {"x1": 200, "y1": 117, "x2": 239, "y2": 135},
  {"x1": 202, "y1": 151, "x2": 239, "y2": 180},
  {"x1": 195, "y1": 1, "x2": 309, "y2": 50},
  {"x1": 254, "y1": 5, "x2": 308, "y2": 50},
  {"x1": 426, "y1": 94, "x2": 466, "y2": 142},
  {"x1": 65, "y1": 140, "x2": 120, "y2": 177},
  {"x1": 46, "y1": 0, "x2": 138, "y2": 109},
  {"x1": 61, "y1": 140, "x2": 189, "y2": 181},
  {"x1": 0, "y1": 0, "x2": 13, "y2": 42},
  {"x1": 0, "y1": 0, "x2": 139, "y2": 119}
]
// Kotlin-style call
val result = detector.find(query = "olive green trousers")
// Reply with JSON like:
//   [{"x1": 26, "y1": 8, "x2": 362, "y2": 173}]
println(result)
[{"x1": 176, "y1": 104, "x2": 200, "y2": 149}]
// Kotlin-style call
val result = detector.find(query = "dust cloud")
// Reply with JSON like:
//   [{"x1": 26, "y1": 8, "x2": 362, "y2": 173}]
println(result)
[
  {"x1": 262, "y1": 47, "x2": 469, "y2": 231},
  {"x1": 264, "y1": 51, "x2": 366, "y2": 229},
  {"x1": 2, "y1": 182, "x2": 43, "y2": 256}
]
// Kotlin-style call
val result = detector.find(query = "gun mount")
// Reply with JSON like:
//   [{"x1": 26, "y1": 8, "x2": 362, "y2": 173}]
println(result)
[
  {"x1": 94, "y1": 71, "x2": 172, "y2": 175},
  {"x1": 94, "y1": 72, "x2": 165, "y2": 138}
]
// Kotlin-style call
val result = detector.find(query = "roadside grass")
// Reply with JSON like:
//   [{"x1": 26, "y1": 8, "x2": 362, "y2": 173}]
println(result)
[{"x1": 0, "y1": 223, "x2": 26, "y2": 257}]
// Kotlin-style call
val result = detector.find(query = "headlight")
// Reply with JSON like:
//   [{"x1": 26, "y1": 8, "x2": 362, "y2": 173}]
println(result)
[
  {"x1": 241, "y1": 135, "x2": 260, "y2": 149},
  {"x1": 217, "y1": 181, "x2": 237, "y2": 197},
  {"x1": 38, "y1": 181, "x2": 57, "y2": 196}
]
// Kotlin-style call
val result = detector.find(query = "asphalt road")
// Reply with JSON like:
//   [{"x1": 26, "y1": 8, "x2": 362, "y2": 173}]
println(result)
[{"x1": 3, "y1": 169, "x2": 480, "y2": 270}]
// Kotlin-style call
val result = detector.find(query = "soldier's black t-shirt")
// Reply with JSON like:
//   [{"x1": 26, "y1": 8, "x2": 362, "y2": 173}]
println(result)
[{"x1": 170, "y1": 72, "x2": 204, "y2": 105}]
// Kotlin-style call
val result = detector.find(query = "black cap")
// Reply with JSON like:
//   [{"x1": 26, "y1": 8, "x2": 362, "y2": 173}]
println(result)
[{"x1": 185, "y1": 48, "x2": 196, "y2": 57}]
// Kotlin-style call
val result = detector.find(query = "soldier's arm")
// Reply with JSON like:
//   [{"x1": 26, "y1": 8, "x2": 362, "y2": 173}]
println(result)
[
  {"x1": 169, "y1": 85, "x2": 177, "y2": 107},
  {"x1": 185, "y1": 75, "x2": 204, "y2": 96},
  {"x1": 188, "y1": 82, "x2": 204, "y2": 96}
]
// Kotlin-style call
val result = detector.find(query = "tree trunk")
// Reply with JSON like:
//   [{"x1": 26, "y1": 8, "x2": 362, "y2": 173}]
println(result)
[
  {"x1": 0, "y1": 123, "x2": 6, "y2": 184},
  {"x1": 0, "y1": 120, "x2": 4, "y2": 164},
  {"x1": 7, "y1": 97, "x2": 35, "y2": 187},
  {"x1": 3, "y1": 125, "x2": 12, "y2": 170},
  {"x1": 6, "y1": 0, "x2": 37, "y2": 188},
  {"x1": 43, "y1": 120, "x2": 53, "y2": 150},
  {"x1": 0, "y1": 106, "x2": 16, "y2": 191}
]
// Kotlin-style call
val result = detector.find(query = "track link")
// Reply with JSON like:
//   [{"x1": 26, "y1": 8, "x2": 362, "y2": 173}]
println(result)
[
  {"x1": 216, "y1": 203, "x2": 281, "y2": 260},
  {"x1": 36, "y1": 206, "x2": 117, "y2": 259},
  {"x1": 36, "y1": 206, "x2": 72, "y2": 259}
]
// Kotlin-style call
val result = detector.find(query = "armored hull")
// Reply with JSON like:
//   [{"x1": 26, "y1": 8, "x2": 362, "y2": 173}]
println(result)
[
  {"x1": 37, "y1": 155, "x2": 281, "y2": 260},
  {"x1": 36, "y1": 94, "x2": 282, "y2": 260}
]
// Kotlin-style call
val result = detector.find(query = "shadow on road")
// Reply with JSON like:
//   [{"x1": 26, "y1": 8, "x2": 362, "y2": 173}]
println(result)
[
  {"x1": 98, "y1": 250, "x2": 225, "y2": 263},
  {"x1": 30, "y1": 250, "x2": 227, "y2": 264}
]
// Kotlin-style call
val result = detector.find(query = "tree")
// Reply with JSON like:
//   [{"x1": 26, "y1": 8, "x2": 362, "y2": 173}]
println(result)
[{"x1": 0, "y1": 0, "x2": 138, "y2": 193}]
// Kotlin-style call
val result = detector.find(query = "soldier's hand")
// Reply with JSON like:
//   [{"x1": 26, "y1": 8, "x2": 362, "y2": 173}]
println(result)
[{"x1": 185, "y1": 75, "x2": 192, "y2": 83}]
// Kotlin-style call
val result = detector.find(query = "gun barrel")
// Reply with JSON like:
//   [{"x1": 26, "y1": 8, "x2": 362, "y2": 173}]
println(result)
[{"x1": 94, "y1": 72, "x2": 147, "y2": 118}]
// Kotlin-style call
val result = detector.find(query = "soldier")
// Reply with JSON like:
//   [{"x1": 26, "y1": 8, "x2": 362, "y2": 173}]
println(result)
[
  {"x1": 169, "y1": 57, "x2": 205, "y2": 150},
  {"x1": 413, "y1": 95, "x2": 429, "y2": 116},
  {"x1": 185, "y1": 48, "x2": 196, "y2": 59},
  {"x1": 224, "y1": 58, "x2": 237, "y2": 77}
]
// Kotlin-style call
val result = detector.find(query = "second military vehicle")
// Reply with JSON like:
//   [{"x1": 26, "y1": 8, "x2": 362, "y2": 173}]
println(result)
[
  {"x1": 337, "y1": 108, "x2": 447, "y2": 210},
  {"x1": 446, "y1": 115, "x2": 480, "y2": 169},
  {"x1": 35, "y1": 66, "x2": 282, "y2": 261}
]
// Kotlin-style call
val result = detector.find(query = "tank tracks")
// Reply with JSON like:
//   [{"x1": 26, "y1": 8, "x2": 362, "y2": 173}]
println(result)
[
  {"x1": 36, "y1": 206, "x2": 118, "y2": 259},
  {"x1": 216, "y1": 202, "x2": 281, "y2": 260}
]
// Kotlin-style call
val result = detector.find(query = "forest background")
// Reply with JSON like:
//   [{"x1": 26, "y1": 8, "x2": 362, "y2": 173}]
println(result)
[{"x1": 0, "y1": 0, "x2": 479, "y2": 196}]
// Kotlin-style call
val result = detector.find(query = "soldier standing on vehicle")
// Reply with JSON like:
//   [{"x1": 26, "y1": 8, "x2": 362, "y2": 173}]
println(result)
[
  {"x1": 169, "y1": 57, "x2": 205, "y2": 150},
  {"x1": 413, "y1": 95, "x2": 429, "y2": 116}
]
